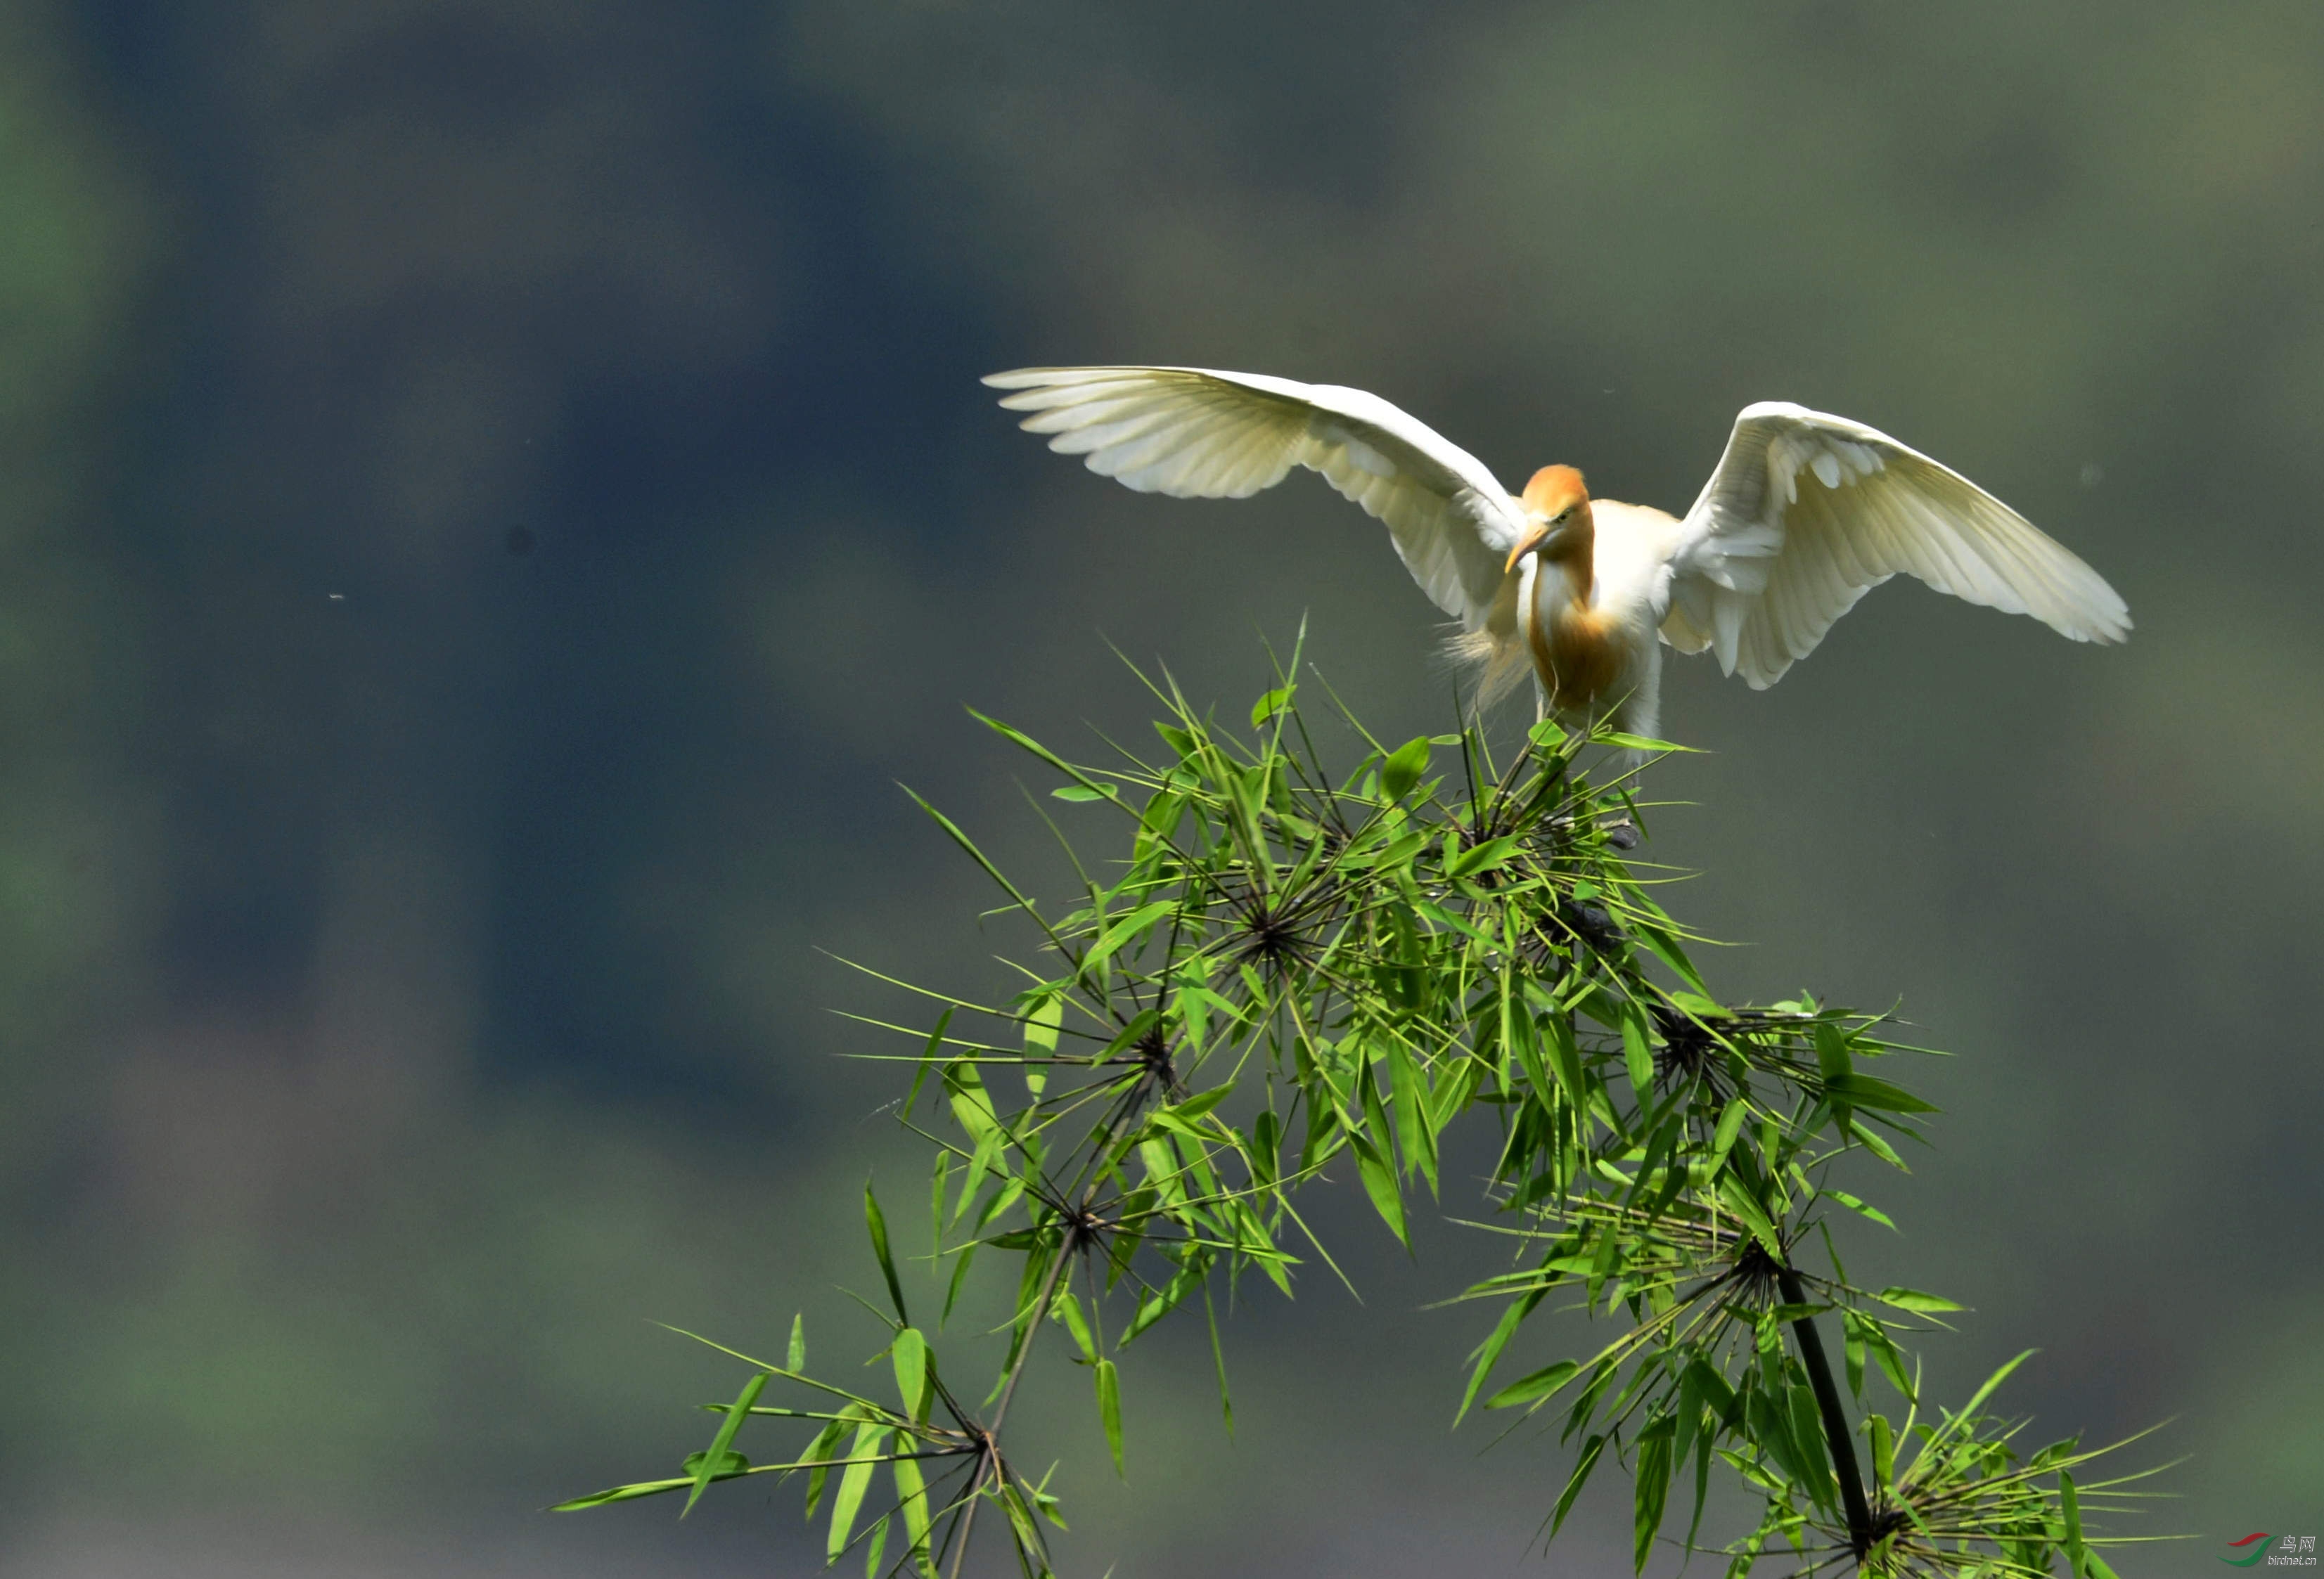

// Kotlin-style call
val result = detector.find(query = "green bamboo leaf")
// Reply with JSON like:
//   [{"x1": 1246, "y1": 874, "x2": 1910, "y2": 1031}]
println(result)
[
  {"x1": 1621, "y1": 1001, "x2": 1654, "y2": 1097},
  {"x1": 1049, "y1": 784, "x2": 1108, "y2": 801},
  {"x1": 1821, "y1": 1187, "x2": 1897, "y2": 1231},
  {"x1": 684, "y1": 1370, "x2": 769, "y2": 1516},
  {"x1": 1633, "y1": 1417, "x2": 1676, "y2": 1573},
  {"x1": 1876, "y1": 1286, "x2": 1965, "y2": 1315},
  {"x1": 1053, "y1": 1289, "x2": 1098, "y2": 1362},
  {"x1": 682, "y1": 1448, "x2": 747, "y2": 1478},
  {"x1": 1955, "y1": 1350, "x2": 2036, "y2": 1426},
  {"x1": 1204, "y1": 1284, "x2": 1235, "y2": 1438},
  {"x1": 788, "y1": 1314, "x2": 807, "y2": 1374},
  {"x1": 1550, "y1": 1433, "x2": 1607, "y2": 1539},
  {"x1": 1359, "y1": 1055, "x2": 1401, "y2": 1177},
  {"x1": 1813, "y1": 1022, "x2": 1854, "y2": 1083},
  {"x1": 551, "y1": 1474, "x2": 699, "y2": 1511},
  {"x1": 1448, "y1": 834, "x2": 1522, "y2": 878},
  {"x1": 826, "y1": 1422, "x2": 889, "y2": 1561},
  {"x1": 1079, "y1": 898, "x2": 1176, "y2": 980},
  {"x1": 1823, "y1": 1074, "x2": 1939, "y2": 1114},
  {"x1": 1635, "y1": 922, "x2": 1714, "y2": 998},
  {"x1": 1484, "y1": 1359, "x2": 1581, "y2": 1411},
  {"x1": 2060, "y1": 1469, "x2": 2086, "y2": 1575},
  {"x1": 802, "y1": 1417, "x2": 847, "y2": 1518},
  {"x1": 1250, "y1": 684, "x2": 1296, "y2": 728},
  {"x1": 1595, "y1": 730, "x2": 1695, "y2": 754},
  {"x1": 1684, "y1": 1357, "x2": 1737, "y2": 1426},
  {"x1": 865, "y1": 1181, "x2": 910, "y2": 1326},
  {"x1": 1349, "y1": 1130, "x2": 1408, "y2": 1246},
  {"x1": 1709, "y1": 1096, "x2": 1750, "y2": 1173},
  {"x1": 1456, "y1": 1293, "x2": 1540, "y2": 1424},
  {"x1": 861, "y1": 1515, "x2": 888, "y2": 1579},
  {"x1": 1381, "y1": 736, "x2": 1431, "y2": 800},
  {"x1": 1022, "y1": 992, "x2": 1063, "y2": 1099},
  {"x1": 900, "y1": 1006, "x2": 954, "y2": 1125},
  {"x1": 1544, "y1": 1009, "x2": 1589, "y2": 1109},
  {"x1": 891, "y1": 1327, "x2": 930, "y2": 1422},
  {"x1": 1096, "y1": 1358, "x2": 1125, "y2": 1477},
  {"x1": 894, "y1": 1455, "x2": 935, "y2": 1577},
  {"x1": 1716, "y1": 1175, "x2": 1785, "y2": 1261},
  {"x1": 939, "y1": 1237, "x2": 980, "y2": 1329}
]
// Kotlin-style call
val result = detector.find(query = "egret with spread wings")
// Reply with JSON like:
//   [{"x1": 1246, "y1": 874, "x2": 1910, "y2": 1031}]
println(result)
[{"x1": 983, "y1": 366, "x2": 2129, "y2": 740}]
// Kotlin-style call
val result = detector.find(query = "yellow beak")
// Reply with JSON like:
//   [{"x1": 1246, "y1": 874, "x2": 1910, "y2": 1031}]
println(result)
[{"x1": 1505, "y1": 520, "x2": 1551, "y2": 576}]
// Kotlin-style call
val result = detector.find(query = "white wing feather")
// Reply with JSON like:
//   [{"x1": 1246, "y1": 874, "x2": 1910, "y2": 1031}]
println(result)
[
  {"x1": 1664, "y1": 401, "x2": 2131, "y2": 688},
  {"x1": 982, "y1": 366, "x2": 1527, "y2": 633}
]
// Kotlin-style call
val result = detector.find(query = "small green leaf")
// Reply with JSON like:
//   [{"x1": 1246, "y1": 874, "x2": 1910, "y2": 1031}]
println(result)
[
  {"x1": 894, "y1": 1455, "x2": 934, "y2": 1578},
  {"x1": 685, "y1": 1370, "x2": 769, "y2": 1516},
  {"x1": 1550, "y1": 1433, "x2": 1607, "y2": 1539},
  {"x1": 1079, "y1": 898, "x2": 1176, "y2": 981},
  {"x1": 1250, "y1": 685, "x2": 1295, "y2": 728},
  {"x1": 551, "y1": 1475, "x2": 698, "y2": 1511},
  {"x1": 1717, "y1": 1175, "x2": 1785, "y2": 1261},
  {"x1": 865, "y1": 1182, "x2": 910, "y2": 1326},
  {"x1": 1022, "y1": 991, "x2": 1063, "y2": 1055},
  {"x1": 1049, "y1": 784, "x2": 1108, "y2": 801},
  {"x1": 826, "y1": 1422, "x2": 889, "y2": 1561},
  {"x1": 1456, "y1": 1292, "x2": 1541, "y2": 1424},
  {"x1": 1813, "y1": 1022, "x2": 1854, "y2": 1083},
  {"x1": 1053, "y1": 1289, "x2": 1098, "y2": 1362},
  {"x1": 1349, "y1": 1130, "x2": 1408, "y2": 1245},
  {"x1": 1621, "y1": 1002, "x2": 1654, "y2": 1097},
  {"x1": 1484, "y1": 1359, "x2": 1581, "y2": 1411},
  {"x1": 2060, "y1": 1469, "x2": 2086, "y2": 1575},
  {"x1": 890, "y1": 1327, "x2": 930, "y2": 1422},
  {"x1": 1633, "y1": 1416, "x2": 1676, "y2": 1573},
  {"x1": 1875, "y1": 1286, "x2": 1965, "y2": 1315},
  {"x1": 787, "y1": 1314, "x2": 806, "y2": 1374},
  {"x1": 1096, "y1": 1358, "x2": 1124, "y2": 1477},
  {"x1": 1709, "y1": 1097, "x2": 1750, "y2": 1172},
  {"x1": 802, "y1": 1418, "x2": 846, "y2": 1517},
  {"x1": 1823, "y1": 1074, "x2": 1939, "y2": 1114},
  {"x1": 1381, "y1": 736, "x2": 1431, "y2": 800}
]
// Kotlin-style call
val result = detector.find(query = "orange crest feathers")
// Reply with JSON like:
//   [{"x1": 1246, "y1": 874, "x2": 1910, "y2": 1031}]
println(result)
[{"x1": 1522, "y1": 464, "x2": 1588, "y2": 516}]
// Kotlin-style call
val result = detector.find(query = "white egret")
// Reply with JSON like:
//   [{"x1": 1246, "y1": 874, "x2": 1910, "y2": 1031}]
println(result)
[{"x1": 984, "y1": 366, "x2": 2129, "y2": 740}]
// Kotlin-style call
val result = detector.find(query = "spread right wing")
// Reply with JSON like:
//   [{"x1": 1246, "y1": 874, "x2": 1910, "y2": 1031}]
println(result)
[
  {"x1": 1664, "y1": 401, "x2": 2131, "y2": 688},
  {"x1": 983, "y1": 366, "x2": 1529, "y2": 634}
]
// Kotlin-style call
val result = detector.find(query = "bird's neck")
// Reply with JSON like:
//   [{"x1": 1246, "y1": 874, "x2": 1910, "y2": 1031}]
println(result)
[{"x1": 1543, "y1": 501, "x2": 1596, "y2": 608}]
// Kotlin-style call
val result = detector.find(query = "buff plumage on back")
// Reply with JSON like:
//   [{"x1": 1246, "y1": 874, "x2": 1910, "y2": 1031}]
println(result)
[{"x1": 982, "y1": 367, "x2": 1534, "y2": 648}]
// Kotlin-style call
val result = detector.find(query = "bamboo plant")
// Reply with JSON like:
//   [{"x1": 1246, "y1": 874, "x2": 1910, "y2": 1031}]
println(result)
[{"x1": 558, "y1": 645, "x2": 2172, "y2": 1579}]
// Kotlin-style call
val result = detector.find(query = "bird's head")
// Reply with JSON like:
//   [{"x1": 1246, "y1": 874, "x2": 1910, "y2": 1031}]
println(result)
[{"x1": 1507, "y1": 465, "x2": 1591, "y2": 573}]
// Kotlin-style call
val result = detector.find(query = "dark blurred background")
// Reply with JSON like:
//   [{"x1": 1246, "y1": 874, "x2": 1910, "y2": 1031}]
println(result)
[{"x1": 3, "y1": 1, "x2": 2318, "y2": 1572}]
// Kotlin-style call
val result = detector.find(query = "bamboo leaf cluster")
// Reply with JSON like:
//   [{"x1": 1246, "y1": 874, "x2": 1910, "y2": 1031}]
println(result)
[{"x1": 561, "y1": 651, "x2": 2173, "y2": 1579}]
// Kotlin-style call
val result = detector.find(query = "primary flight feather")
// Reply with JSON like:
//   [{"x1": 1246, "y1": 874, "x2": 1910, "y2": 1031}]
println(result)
[{"x1": 983, "y1": 366, "x2": 2129, "y2": 740}]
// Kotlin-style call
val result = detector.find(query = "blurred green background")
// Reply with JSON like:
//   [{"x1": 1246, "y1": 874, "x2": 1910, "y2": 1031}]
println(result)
[{"x1": 3, "y1": 1, "x2": 2318, "y2": 1571}]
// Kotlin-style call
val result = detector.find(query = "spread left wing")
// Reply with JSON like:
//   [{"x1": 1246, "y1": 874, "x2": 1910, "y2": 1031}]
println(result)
[
  {"x1": 1662, "y1": 401, "x2": 2131, "y2": 688},
  {"x1": 983, "y1": 366, "x2": 1527, "y2": 634}
]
